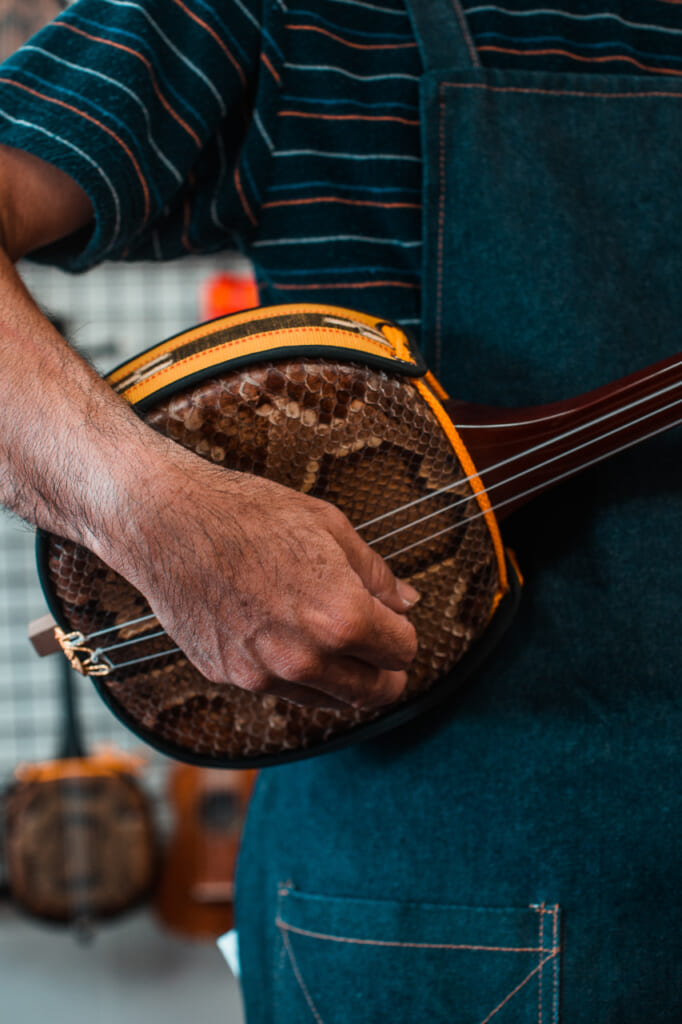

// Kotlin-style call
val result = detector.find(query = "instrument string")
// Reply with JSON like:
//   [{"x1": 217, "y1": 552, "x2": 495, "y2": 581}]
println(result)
[
  {"x1": 358, "y1": 371, "x2": 682, "y2": 532},
  {"x1": 383, "y1": 410, "x2": 682, "y2": 560},
  {"x1": 365, "y1": 389, "x2": 682, "y2": 549},
  {"x1": 71, "y1": 388, "x2": 682, "y2": 671}
]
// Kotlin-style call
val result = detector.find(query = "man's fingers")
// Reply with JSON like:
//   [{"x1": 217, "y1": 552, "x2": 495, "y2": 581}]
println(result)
[
  {"x1": 262, "y1": 636, "x2": 409, "y2": 707},
  {"x1": 310, "y1": 588, "x2": 418, "y2": 674},
  {"x1": 265, "y1": 680, "x2": 352, "y2": 711},
  {"x1": 267, "y1": 664, "x2": 407, "y2": 710},
  {"x1": 331, "y1": 512, "x2": 420, "y2": 613}
]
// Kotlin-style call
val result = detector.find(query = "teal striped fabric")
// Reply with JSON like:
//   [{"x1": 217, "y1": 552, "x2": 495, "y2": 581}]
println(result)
[{"x1": 0, "y1": 0, "x2": 681, "y2": 336}]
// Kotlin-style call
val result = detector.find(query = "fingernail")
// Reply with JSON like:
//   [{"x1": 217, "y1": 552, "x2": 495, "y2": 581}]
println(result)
[{"x1": 397, "y1": 579, "x2": 420, "y2": 608}]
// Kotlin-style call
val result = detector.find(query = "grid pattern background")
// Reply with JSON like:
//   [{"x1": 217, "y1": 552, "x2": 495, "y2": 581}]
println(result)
[{"x1": 0, "y1": 253, "x2": 251, "y2": 872}]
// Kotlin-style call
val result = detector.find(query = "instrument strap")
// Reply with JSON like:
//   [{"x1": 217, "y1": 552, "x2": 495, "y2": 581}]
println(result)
[{"x1": 107, "y1": 304, "x2": 426, "y2": 412}]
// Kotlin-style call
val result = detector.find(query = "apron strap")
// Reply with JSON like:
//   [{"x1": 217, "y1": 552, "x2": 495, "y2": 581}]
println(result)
[{"x1": 403, "y1": 0, "x2": 480, "y2": 72}]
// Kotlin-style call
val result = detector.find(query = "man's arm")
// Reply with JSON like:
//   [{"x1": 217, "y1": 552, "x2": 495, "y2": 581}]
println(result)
[{"x1": 0, "y1": 146, "x2": 418, "y2": 709}]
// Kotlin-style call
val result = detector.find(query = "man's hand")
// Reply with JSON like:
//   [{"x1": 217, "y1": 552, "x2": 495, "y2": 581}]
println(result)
[
  {"x1": 100, "y1": 444, "x2": 419, "y2": 710},
  {"x1": 0, "y1": 145, "x2": 418, "y2": 711}
]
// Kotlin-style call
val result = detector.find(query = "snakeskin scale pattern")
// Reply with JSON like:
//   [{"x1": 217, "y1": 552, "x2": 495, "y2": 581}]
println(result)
[{"x1": 46, "y1": 360, "x2": 500, "y2": 763}]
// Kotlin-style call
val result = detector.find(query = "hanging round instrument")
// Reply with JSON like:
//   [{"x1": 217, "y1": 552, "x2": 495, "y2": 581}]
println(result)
[
  {"x1": 35, "y1": 304, "x2": 682, "y2": 768},
  {"x1": 4, "y1": 657, "x2": 157, "y2": 928}
]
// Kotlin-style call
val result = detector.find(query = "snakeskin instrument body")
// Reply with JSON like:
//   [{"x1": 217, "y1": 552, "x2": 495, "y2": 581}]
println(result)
[{"x1": 39, "y1": 306, "x2": 513, "y2": 767}]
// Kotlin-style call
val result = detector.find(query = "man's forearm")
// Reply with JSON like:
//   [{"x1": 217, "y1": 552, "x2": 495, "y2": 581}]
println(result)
[{"x1": 0, "y1": 245, "x2": 177, "y2": 555}]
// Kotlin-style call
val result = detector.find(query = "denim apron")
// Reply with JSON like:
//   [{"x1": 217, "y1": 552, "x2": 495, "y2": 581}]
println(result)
[{"x1": 235, "y1": 2, "x2": 682, "y2": 1020}]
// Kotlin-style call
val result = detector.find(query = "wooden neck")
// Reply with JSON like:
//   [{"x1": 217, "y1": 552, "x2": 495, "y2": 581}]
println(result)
[
  {"x1": 58, "y1": 657, "x2": 86, "y2": 760},
  {"x1": 445, "y1": 352, "x2": 682, "y2": 519}
]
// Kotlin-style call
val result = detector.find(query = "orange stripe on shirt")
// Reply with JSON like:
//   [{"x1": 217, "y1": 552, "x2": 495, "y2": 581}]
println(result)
[
  {"x1": 263, "y1": 196, "x2": 420, "y2": 209},
  {"x1": 278, "y1": 110, "x2": 419, "y2": 125},
  {"x1": 171, "y1": 0, "x2": 246, "y2": 88},
  {"x1": 285, "y1": 24, "x2": 418, "y2": 51},
  {"x1": 479, "y1": 45, "x2": 682, "y2": 78},
  {"x1": 234, "y1": 166, "x2": 257, "y2": 227},
  {"x1": 0, "y1": 76, "x2": 151, "y2": 221},
  {"x1": 261, "y1": 52, "x2": 281, "y2": 84},
  {"x1": 55, "y1": 22, "x2": 202, "y2": 147}
]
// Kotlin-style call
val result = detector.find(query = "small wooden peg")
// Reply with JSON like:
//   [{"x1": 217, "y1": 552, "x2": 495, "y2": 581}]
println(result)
[{"x1": 28, "y1": 614, "x2": 61, "y2": 657}]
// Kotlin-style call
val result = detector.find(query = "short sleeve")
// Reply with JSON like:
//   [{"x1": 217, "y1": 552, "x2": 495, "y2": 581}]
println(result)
[{"x1": 0, "y1": 0, "x2": 264, "y2": 270}]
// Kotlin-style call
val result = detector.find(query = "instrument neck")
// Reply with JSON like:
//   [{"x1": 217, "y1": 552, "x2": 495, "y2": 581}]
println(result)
[
  {"x1": 58, "y1": 657, "x2": 86, "y2": 760},
  {"x1": 445, "y1": 352, "x2": 682, "y2": 519}
]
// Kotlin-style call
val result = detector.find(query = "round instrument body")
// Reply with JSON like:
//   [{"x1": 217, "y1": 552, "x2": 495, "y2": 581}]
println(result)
[
  {"x1": 4, "y1": 770, "x2": 157, "y2": 923},
  {"x1": 38, "y1": 309, "x2": 516, "y2": 767}
]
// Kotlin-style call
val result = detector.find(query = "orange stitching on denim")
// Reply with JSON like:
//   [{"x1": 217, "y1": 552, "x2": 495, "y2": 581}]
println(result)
[
  {"x1": 452, "y1": 0, "x2": 481, "y2": 68},
  {"x1": 552, "y1": 907, "x2": 560, "y2": 1023},
  {"x1": 477, "y1": 45, "x2": 682, "y2": 78},
  {"x1": 537, "y1": 904, "x2": 544, "y2": 1023},
  {"x1": 436, "y1": 88, "x2": 446, "y2": 376},
  {"x1": 441, "y1": 82, "x2": 682, "y2": 101},
  {"x1": 275, "y1": 887, "x2": 288, "y2": 978},
  {"x1": 281, "y1": 927, "x2": 326, "y2": 1024},
  {"x1": 478, "y1": 952, "x2": 557, "y2": 1024},
  {"x1": 276, "y1": 918, "x2": 548, "y2": 952}
]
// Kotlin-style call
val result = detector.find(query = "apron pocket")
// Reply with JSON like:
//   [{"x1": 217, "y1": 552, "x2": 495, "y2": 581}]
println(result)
[{"x1": 274, "y1": 884, "x2": 561, "y2": 1023}]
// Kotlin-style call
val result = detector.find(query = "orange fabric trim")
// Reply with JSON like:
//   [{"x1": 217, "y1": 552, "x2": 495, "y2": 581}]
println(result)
[
  {"x1": 121, "y1": 324, "x2": 415, "y2": 405},
  {"x1": 506, "y1": 547, "x2": 525, "y2": 588},
  {"x1": 414, "y1": 379, "x2": 508, "y2": 596},
  {"x1": 108, "y1": 305, "x2": 413, "y2": 386},
  {"x1": 424, "y1": 369, "x2": 449, "y2": 401},
  {"x1": 380, "y1": 324, "x2": 412, "y2": 363}
]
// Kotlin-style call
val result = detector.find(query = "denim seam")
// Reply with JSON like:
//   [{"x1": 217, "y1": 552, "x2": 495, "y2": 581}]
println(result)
[
  {"x1": 440, "y1": 83, "x2": 682, "y2": 100},
  {"x1": 479, "y1": 951, "x2": 558, "y2": 1024},
  {"x1": 276, "y1": 889, "x2": 561, "y2": 1024},
  {"x1": 537, "y1": 904, "x2": 544, "y2": 1024},
  {"x1": 281, "y1": 926, "x2": 327, "y2": 1024},
  {"x1": 552, "y1": 906, "x2": 560, "y2": 1024},
  {"x1": 276, "y1": 918, "x2": 551, "y2": 952},
  {"x1": 436, "y1": 88, "x2": 446, "y2": 376},
  {"x1": 451, "y1": 0, "x2": 481, "y2": 68},
  {"x1": 275, "y1": 889, "x2": 285, "y2": 978}
]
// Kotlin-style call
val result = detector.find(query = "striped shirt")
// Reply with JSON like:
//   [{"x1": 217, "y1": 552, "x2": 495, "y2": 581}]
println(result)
[{"x1": 1, "y1": 0, "x2": 682, "y2": 339}]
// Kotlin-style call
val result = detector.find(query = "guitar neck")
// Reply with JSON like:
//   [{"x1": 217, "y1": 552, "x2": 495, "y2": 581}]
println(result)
[{"x1": 445, "y1": 352, "x2": 682, "y2": 519}]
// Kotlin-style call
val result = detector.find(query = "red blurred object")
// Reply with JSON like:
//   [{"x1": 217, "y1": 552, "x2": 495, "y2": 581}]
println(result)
[{"x1": 201, "y1": 269, "x2": 258, "y2": 319}]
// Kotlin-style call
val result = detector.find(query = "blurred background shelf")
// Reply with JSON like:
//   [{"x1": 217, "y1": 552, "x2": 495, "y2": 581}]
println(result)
[{"x1": 0, "y1": 255, "x2": 252, "y2": 1024}]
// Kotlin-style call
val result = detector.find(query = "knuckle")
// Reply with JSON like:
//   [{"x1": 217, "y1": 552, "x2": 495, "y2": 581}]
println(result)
[
  {"x1": 324, "y1": 503, "x2": 352, "y2": 535},
  {"x1": 201, "y1": 665, "x2": 226, "y2": 685},
  {"x1": 236, "y1": 667, "x2": 272, "y2": 695},
  {"x1": 282, "y1": 652, "x2": 324, "y2": 685},
  {"x1": 324, "y1": 610, "x2": 363, "y2": 649}
]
